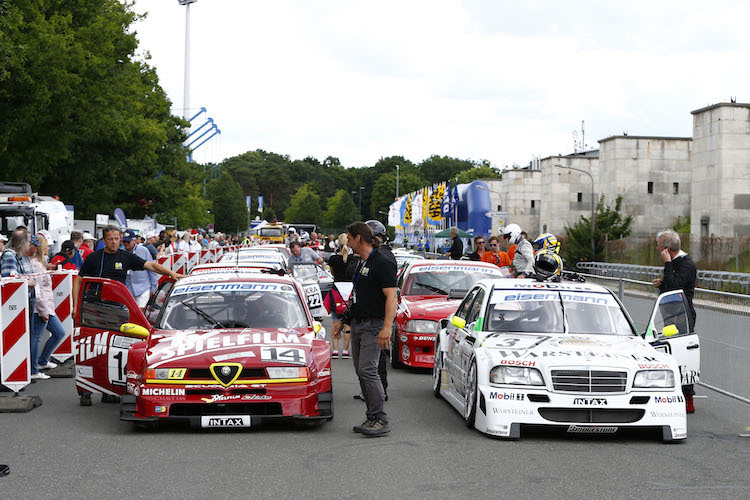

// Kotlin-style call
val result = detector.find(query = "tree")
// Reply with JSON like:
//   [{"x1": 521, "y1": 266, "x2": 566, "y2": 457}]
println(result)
[
  {"x1": 455, "y1": 165, "x2": 502, "y2": 184},
  {"x1": 563, "y1": 195, "x2": 633, "y2": 264},
  {"x1": 419, "y1": 155, "x2": 476, "y2": 184},
  {"x1": 323, "y1": 189, "x2": 361, "y2": 233},
  {"x1": 284, "y1": 184, "x2": 323, "y2": 227},
  {"x1": 208, "y1": 175, "x2": 246, "y2": 233},
  {"x1": 173, "y1": 182, "x2": 212, "y2": 229},
  {"x1": 370, "y1": 172, "x2": 425, "y2": 222}
]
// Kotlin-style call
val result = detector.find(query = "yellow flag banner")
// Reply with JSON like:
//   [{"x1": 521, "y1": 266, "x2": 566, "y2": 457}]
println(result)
[
  {"x1": 428, "y1": 183, "x2": 445, "y2": 223},
  {"x1": 404, "y1": 194, "x2": 413, "y2": 225}
]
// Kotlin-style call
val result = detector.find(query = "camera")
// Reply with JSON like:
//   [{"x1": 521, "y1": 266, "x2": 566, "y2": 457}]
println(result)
[{"x1": 339, "y1": 307, "x2": 353, "y2": 326}]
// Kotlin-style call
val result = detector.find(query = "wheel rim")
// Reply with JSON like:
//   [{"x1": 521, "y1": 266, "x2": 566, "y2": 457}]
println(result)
[
  {"x1": 465, "y1": 363, "x2": 476, "y2": 420},
  {"x1": 432, "y1": 343, "x2": 441, "y2": 391}
]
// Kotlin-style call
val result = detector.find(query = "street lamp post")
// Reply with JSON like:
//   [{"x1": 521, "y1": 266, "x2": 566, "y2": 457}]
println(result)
[
  {"x1": 178, "y1": 0, "x2": 197, "y2": 120},
  {"x1": 396, "y1": 164, "x2": 400, "y2": 199},
  {"x1": 555, "y1": 163, "x2": 595, "y2": 258},
  {"x1": 359, "y1": 186, "x2": 365, "y2": 215},
  {"x1": 476, "y1": 184, "x2": 503, "y2": 210}
]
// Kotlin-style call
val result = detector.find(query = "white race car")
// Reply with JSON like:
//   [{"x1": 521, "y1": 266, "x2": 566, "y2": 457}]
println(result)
[{"x1": 433, "y1": 279, "x2": 699, "y2": 442}]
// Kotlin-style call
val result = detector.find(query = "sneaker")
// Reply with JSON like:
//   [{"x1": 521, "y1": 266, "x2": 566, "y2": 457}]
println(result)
[
  {"x1": 361, "y1": 419, "x2": 390, "y2": 437},
  {"x1": 353, "y1": 419, "x2": 374, "y2": 433},
  {"x1": 332, "y1": 350, "x2": 339, "y2": 358},
  {"x1": 38, "y1": 361, "x2": 57, "y2": 370},
  {"x1": 30, "y1": 372, "x2": 50, "y2": 380},
  {"x1": 686, "y1": 394, "x2": 695, "y2": 414},
  {"x1": 342, "y1": 350, "x2": 350, "y2": 359},
  {"x1": 101, "y1": 394, "x2": 120, "y2": 403},
  {"x1": 80, "y1": 394, "x2": 92, "y2": 406},
  {"x1": 353, "y1": 393, "x2": 364, "y2": 400}
]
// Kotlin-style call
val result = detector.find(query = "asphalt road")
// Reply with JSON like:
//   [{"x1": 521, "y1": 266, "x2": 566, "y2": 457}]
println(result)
[{"x1": 1, "y1": 323, "x2": 749, "y2": 499}]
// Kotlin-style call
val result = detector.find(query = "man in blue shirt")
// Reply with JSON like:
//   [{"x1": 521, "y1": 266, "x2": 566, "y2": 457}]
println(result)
[{"x1": 123, "y1": 229, "x2": 158, "y2": 308}]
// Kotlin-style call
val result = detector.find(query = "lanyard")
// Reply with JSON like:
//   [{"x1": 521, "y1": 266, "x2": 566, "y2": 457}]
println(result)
[{"x1": 352, "y1": 249, "x2": 376, "y2": 289}]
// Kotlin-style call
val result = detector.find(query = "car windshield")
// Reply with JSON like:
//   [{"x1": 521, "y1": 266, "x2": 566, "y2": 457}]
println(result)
[
  {"x1": 259, "y1": 227, "x2": 282, "y2": 236},
  {"x1": 486, "y1": 289, "x2": 634, "y2": 335},
  {"x1": 404, "y1": 265, "x2": 504, "y2": 296},
  {"x1": 291, "y1": 264, "x2": 328, "y2": 282},
  {"x1": 157, "y1": 282, "x2": 308, "y2": 330}
]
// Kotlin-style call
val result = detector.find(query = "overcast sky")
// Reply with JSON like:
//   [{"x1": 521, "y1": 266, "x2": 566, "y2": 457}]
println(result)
[{"x1": 132, "y1": 0, "x2": 750, "y2": 168}]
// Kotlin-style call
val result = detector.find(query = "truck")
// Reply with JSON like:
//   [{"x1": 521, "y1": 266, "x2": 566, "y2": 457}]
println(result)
[{"x1": 0, "y1": 182, "x2": 73, "y2": 253}]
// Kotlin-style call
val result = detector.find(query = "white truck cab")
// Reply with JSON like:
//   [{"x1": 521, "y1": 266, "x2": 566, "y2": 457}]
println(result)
[{"x1": 0, "y1": 182, "x2": 73, "y2": 254}]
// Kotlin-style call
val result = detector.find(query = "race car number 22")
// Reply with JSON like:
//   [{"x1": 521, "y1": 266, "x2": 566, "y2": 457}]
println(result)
[{"x1": 303, "y1": 284, "x2": 323, "y2": 308}]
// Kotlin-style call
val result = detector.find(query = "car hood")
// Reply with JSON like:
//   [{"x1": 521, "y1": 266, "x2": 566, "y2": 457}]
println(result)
[
  {"x1": 145, "y1": 328, "x2": 318, "y2": 368},
  {"x1": 402, "y1": 295, "x2": 462, "y2": 321},
  {"x1": 479, "y1": 333, "x2": 674, "y2": 368}
]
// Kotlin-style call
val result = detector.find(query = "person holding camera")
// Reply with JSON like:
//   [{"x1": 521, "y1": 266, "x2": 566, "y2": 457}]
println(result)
[{"x1": 333, "y1": 222, "x2": 397, "y2": 437}]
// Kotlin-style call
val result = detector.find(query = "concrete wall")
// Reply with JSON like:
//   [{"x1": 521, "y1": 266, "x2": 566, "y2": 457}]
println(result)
[
  {"x1": 598, "y1": 136, "x2": 692, "y2": 236},
  {"x1": 483, "y1": 168, "x2": 541, "y2": 238},
  {"x1": 690, "y1": 104, "x2": 750, "y2": 258},
  {"x1": 539, "y1": 154, "x2": 600, "y2": 238}
]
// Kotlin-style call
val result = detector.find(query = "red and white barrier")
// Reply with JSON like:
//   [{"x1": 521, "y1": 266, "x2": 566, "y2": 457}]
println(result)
[
  {"x1": 172, "y1": 252, "x2": 187, "y2": 275},
  {"x1": 157, "y1": 254, "x2": 173, "y2": 271},
  {"x1": 187, "y1": 251, "x2": 199, "y2": 273},
  {"x1": 199, "y1": 249, "x2": 212, "y2": 265},
  {"x1": 50, "y1": 271, "x2": 74, "y2": 362},
  {"x1": 0, "y1": 279, "x2": 31, "y2": 393}
]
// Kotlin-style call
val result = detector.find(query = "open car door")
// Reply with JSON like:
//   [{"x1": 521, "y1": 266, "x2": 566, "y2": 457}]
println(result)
[
  {"x1": 644, "y1": 290, "x2": 700, "y2": 386},
  {"x1": 144, "y1": 277, "x2": 175, "y2": 325},
  {"x1": 74, "y1": 277, "x2": 152, "y2": 396}
]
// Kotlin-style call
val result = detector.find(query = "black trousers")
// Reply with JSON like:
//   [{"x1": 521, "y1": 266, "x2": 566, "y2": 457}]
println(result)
[{"x1": 378, "y1": 349, "x2": 389, "y2": 392}]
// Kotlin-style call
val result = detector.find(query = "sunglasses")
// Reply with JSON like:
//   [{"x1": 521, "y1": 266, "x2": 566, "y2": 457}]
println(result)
[
  {"x1": 476, "y1": 241, "x2": 485, "y2": 245},
  {"x1": 490, "y1": 243, "x2": 498, "y2": 247}
]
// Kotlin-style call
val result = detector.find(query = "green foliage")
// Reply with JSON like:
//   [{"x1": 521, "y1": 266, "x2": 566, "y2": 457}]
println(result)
[
  {"x1": 173, "y1": 182, "x2": 212, "y2": 229},
  {"x1": 0, "y1": 0, "x2": 195, "y2": 221},
  {"x1": 419, "y1": 155, "x2": 476, "y2": 184},
  {"x1": 370, "y1": 172, "x2": 425, "y2": 222},
  {"x1": 563, "y1": 195, "x2": 633, "y2": 264},
  {"x1": 455, "y1": 165, "x2": 502, "y2": 184},
  {"x1": 284, "y1": 184, "x2": 323, "y2": 227},
  {"x1": 207, "y1": 175, "x2": 246, "y2": 233},
  {"x1": 673, "y1": 216, "x2": 691, "y2": 233},
  {"x1": 323, "y1": 189, "x2": 361, "y2": 233}
]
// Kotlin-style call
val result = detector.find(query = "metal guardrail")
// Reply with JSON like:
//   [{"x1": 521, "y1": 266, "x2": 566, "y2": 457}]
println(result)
[
  {"x1": 577, "y1": 262, "x2": 750, "y2": 294},
  {"x1": 578, "y1": 272, "x2": 750, "y2": 405}
]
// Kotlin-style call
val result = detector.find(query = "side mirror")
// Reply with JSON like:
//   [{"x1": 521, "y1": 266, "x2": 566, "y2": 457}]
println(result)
[
  {"x1": 451, "y1": 316, "x2": 466, "y2": 329},
  {"x1": 313, "y1": 321, "x2": 322, "y2": 333},
  {"x1": 120, "y1": 323, "x2": 150, "y2": 339},
  {"x1": 662, "y1": 324, "x2": 679, "y2": 337}
]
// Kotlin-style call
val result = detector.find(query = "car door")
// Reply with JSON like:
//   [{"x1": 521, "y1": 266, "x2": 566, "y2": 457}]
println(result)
[
  {"x1": 144, "y1": 278, "x2": 175, "y2": 325},
  {"x1": 446, "y1": 287, "x2": 479, "y2": 393},
  {"x1": 644, "y1": 290, "x2": 700, "y2": 386},
  {"x1": 460, "y1": 287, "x2": 486, "y2": 388},
  {"x1": 74, "y1": 277, "x2": 152, "y2": 396}
]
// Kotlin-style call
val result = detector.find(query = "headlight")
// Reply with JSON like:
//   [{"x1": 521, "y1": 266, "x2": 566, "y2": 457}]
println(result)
[
  {"x1": 633, "y1": 370, "x2": 675, "y2": 388},
  {"x1": 490, "y1": 366, "x2": 545, "y2": 386},
  {"x1": 406, "y1": 320, "x2": 438, "y2": 333},
  {"x1": 266, "y1": 367, "x2": 308, "y2": 379},
  {"x1": 144, "y1": 368, "x2": 186, "y2": 380}
]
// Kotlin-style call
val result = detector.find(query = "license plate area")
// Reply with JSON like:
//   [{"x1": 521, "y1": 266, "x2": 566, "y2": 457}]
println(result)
[{"x1": 201, "y1": 415, "x2": 251, "y2": 428}]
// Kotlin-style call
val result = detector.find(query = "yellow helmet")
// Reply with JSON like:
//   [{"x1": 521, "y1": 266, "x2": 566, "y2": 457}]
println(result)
[{"x1": 533, "y1": 233, "x2": 560, "y2": 253}]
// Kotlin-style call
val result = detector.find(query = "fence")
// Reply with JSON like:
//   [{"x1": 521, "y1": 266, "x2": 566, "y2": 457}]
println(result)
[
  {"x1": 578, "y1": 271, "x2": 750, "y2": 405},
  {"x1": 578, "y1": 261, "x2": 750, "y2": 294}
]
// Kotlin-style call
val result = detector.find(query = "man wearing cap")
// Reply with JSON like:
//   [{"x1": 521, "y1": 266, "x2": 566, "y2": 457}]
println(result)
[
  {"x1": 50, "y1": 240, "x2": 79, "y2": 270},
  {"x1": 73, "y1": 225, "x2": 185, "y2": 406},
  {"x1": 122, "y1": 229, "x2": 159, "y2": 308},
  {"x1": 0, "y1": 233, "x2": 7, "y2": 252},
  {"x1": 144, "y1": 231, "x2": 159, "y2": 258}
]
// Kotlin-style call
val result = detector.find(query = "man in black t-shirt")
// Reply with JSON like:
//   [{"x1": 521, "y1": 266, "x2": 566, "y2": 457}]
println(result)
[
  {"x1": 334, "y1": 222, "x2": 396, "y2": 437},
  {"x1": 72, "y1": 225, "x2": 185, "y2": 406}
]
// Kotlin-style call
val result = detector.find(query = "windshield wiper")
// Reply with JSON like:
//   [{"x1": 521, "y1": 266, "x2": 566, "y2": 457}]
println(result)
[
  {"x1": 180, "y1": 299, "x2": 222, "y2": 328},
  {"x1": 416, "y1": 282, "x2": 448, "y2": 295},
  {"x1": 557, "y1": 291, "x2": 567, "y2": 333}
]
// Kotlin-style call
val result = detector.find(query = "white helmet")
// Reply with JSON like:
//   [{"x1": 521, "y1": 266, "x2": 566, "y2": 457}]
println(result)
[
  {"x1": 288, "y1": 227, "x2": 296, "y2": 233},
  {"x1": 502, "y1": 223, "x2": 522, "y2": 245}
]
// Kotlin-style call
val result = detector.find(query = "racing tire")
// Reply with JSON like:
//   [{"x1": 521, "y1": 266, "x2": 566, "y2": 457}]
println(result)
[
  {"x1": 390, "y1": 326, "x2": 404, "y2": 369},
  {"x1": 432, "y1": 338, "x2": 442, "y2": 398},
  {"x1": 464, "y1": 360, "x2": 478, "y2": 428}
]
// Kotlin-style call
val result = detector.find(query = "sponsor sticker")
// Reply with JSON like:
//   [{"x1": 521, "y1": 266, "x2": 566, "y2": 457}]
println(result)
[
  {"x1": 201, "y1": 415, "x2": 251, "y2": 428},
  {"x1": 155, "y1": 406, "x2": 167, "y2": 413},
  {"x1": 573, "y1": 398, "x2": 607, "y2": 405},
  {"x1": 171, "y1": 283, "x2": 283, "y2": 296},
  {"x1": 649, "y1": 410, "x2": 685, "y2": 418},
  {"x1": 492, "y1": 408, "x2": 534, "y2": 415},
  {"x1": 411, "y1": 265, "x2": 503, "y2": 275},
  {"x1": 75, "y1": 365, "x2": 94, "y2": 378},
  {"x1": 638, "y1": 363, "x2": 670, "y2": 369},
  {"x1": 498, "y1": 359, "x2": 536, "y2": 367},
  {"x1": 141, "y1": 387, "x2": 186, "y2": 396},
  {"x1": 653, "y1": 395, "x2": 684, "y2": 404},
  {"x1": 488, "y1": 392, "x2": 525, "y2": 401},
  {"x1": 567, "y1": 425, "x2": 618, "y2": 434},
  {"x1": 318, "y1": 369, "x2": 331, "y2": 377},
  {"x1": 495, "y1": 292, "x2": 613, "y2": 306}
]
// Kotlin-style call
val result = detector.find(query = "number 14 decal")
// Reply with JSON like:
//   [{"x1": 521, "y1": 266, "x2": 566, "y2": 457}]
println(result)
[{"x1": 261, "y1": 347, "x2": 306, "y2": 365}]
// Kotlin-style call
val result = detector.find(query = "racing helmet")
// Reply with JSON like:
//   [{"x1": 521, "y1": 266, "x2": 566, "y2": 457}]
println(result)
[
  {"x1": 533, "y1": 232, "x2": 560, "y2": 253},
  {"x1": 502, "y1": 223, "x2": 522, "y2": 245},
  {"x1": 534, "y1": 249, "x2": 563, "y2": 281},
  {"x1": 288, "y1": 227, "x2": 296, "y2": 234},
  {"x1": 299, "y1": 231, "x2": 310, "y2": 243},
  {"x1": 365, "y1": 220, "x2": 388, "y2": 241}
]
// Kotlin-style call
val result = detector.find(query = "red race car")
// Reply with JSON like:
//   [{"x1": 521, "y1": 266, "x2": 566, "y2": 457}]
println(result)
[
  {"x1": 392, "y1": 260, "x2": 509, "y2": 369},
  {"x1": 73, "y1": 273, "x2": 332, "y2": 430}
]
